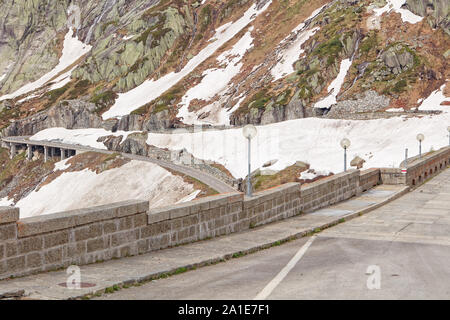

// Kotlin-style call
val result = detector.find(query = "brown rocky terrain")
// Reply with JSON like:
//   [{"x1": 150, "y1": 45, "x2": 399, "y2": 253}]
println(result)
[{"x1": 0, "y1": 0, "x2": 447, "y2": 136}]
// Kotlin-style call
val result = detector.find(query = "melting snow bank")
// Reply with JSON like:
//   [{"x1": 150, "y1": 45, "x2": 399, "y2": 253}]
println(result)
[
  {"x1": 16, "y1": 160, "x2": 197, "y2": 219},
  {"x1": 299, "y1": 170, "x2": 331, "y2": 181},
  {"x1": 177, "y1": 28, "x2": 255, "y2": 125},
  {"x1": 374, "y1": 0, "x2": 423, "y2": 24},
  {"x1": 271, "y1": 28, "x2": 319, "y2": 82},
  {"x1": 0, "y1": 29, "x2": 92, "y2": 101},
  {"x1": 30, "y1": 127, "x2": 137, "y2": 149},
  {"x1": 271, "y1": 4, "x2": 327, "y2": 81},
  {"x1": 102, "y1": 1, "x2": 273, "y2": 120},
  {"x1": 176, "y1": 190, "x2": 202, "y2": 204},
  {"x1": 147, "y1": 112, "x2": 450, "y2": 179},
  {"x1": 313, "y1": 58, "x2": 352, "y2": 109},
  {"x1": 0, "y1": 197, "x2": 14, "y2": 206},
  {"x1": 418, "y1": 83, "x2": 450, "y2": 111}
]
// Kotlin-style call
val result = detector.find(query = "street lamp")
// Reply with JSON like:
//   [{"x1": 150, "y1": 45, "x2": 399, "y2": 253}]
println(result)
[
  {"x1": 340, "y1": 138, "x2": 351, "y2": 172},
  {"x1": 447, "y1": 126, "x2": 450, "y2": 146},
  {"x1": 243, "y1": 124, "x2": 257, "y2": 197},
  {"x1": 416, "y1": 133, "x2": 424, "y2": 158}
]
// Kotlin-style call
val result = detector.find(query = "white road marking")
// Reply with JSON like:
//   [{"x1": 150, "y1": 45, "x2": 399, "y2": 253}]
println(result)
[{"x1": 254, "y1": 236, "x2": 316, "y2": 300}]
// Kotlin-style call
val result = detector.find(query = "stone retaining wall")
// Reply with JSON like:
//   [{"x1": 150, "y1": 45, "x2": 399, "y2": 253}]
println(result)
[
  {"x1": 243, "y1": 183, "x2": 302, "y2": 227},
  {"x1": 0, "y1": 169, "x2": 369, "y2": 280},
  {"x1": 380, "y1": 168, "x2": 406, "y2": 185},
  {"x1": 300, "y1": 170, "x2": 361, "y2": 212},
  {"x1": 359, "y1": 168, "x2": 381, "y2": 192},
  {"x1": 4, "y1": 152, "x2": 449, "y2": 280},
  {"x1": 405, "y1": 146, "x2": 450, "y2": 186}
]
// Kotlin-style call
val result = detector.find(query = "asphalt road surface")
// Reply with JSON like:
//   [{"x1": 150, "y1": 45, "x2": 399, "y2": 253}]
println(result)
[{"x1": 97, "y1": 169, "x2": 450, "y2": 300}]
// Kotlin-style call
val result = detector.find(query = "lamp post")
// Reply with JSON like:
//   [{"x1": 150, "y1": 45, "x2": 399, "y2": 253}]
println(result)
[
  {"x1": 243, "y1": 124, "x2": 257, "y2": 197},
  {"x1": 416, "y1": 133, "x2": 424, "y2": 158},
  {"x1": 340, "y1": 138, "x2": 351, "y2": 172},
  {"x1": 404, "y1": 148, "x2": 408, "y2": 167},
  {"x1": 447, "y1": 126, "x2": 450, "y2": 146}
]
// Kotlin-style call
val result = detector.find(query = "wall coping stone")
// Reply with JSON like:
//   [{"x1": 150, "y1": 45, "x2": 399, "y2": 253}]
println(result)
[
  {"x1": 360, "y1": 168, "x2": 380, "y2": 176},
  {"x1": 17, "y1": 200, "x2": 149, "y2": 238},
  {"x1": 301, "y1": 170, "x2": 359, "y2": 194},
  {"x1": 147, "y1": 192, "x2": 242, "y2": 223},
  {"x1": 0, "y1": 207, "x2": 19, "y2": 224},
  {"x1": 407, "y1": 147, "x2": 450, "y2": 170},
  {"x1": 380, "y1": 168, "x2": 402, "y2": 173},
  {"x1": 243, "y1": 183, "x2": 300, "y2": 208}
]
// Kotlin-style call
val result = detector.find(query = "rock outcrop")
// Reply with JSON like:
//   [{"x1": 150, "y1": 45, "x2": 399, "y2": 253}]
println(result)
[
  {"x1": 406, "y1": 0, "x2": 449, "y2": 35},
  {"x1": 2, "y1": 100, "x2": 103, "y2": 137},
  {"x1": 350, "y1": 155, "x2": 365, "y2": 169},
  {"x1": 326, "y1": 90, "x2": 390, "y2": 117},
  {"x1": 116, "y1": 109, "x2": 174, "y2": 131},
  {"x1": 381, "y1": 45, "x2": 415, "y2": 75},
  {"x1": 0, "y1": 0, "x2": 448, "y2": 131}
]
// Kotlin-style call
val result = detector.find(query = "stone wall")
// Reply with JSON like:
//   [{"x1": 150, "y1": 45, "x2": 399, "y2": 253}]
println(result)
[
  {"x1": 0, "y1": 169, "x2": 371, "y2": 280},
  {"x1": 359, "y1": 168, "x2": 381, "y2": 192},
  {"x1": 243, "y1": 183, "x2": 302, "y2": 227},
  {"x1": 1, "y1": 147, "x2": 449, "y2": 280},
  {"x1": 301, "y1": 170, "x2": 361, "y2": 212},
  {"x1": 380, "y1": 168, "x2": 407, "y2": 185},
  {"x1": 405, "y1": 146, "x2": 450, "y2": 186},
  {"x1": 378, "y1": 147, "x2": 450, "y2": 187},
  {"x1": 1, "y1": 201, "x2": 149, "y2": 279}
]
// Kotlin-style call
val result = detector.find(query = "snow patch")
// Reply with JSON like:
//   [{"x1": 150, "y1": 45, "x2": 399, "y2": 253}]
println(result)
[
  {"x1": 102, "y1": 1, "x2": 273, "y2": 120},
  {"x1": 177, "y1": 28, "x2": 254, "y2": 125},
  {"x1": 48, "y1": 66, "x2": 77, "y2": 91},
  {"x1": 0, "y1": 29, "x2": 91, "y2": 101},
  {"x1": 54, "y1": 159, "x2": 71, "y2": 171},
  {"x1": 313, "y1": 58, "x2": 352, "y2": 109},
  {"x1": 386, "y1": 107, "x2": 404, "y2": 112},
  {"x1": 176, "y1": 190, "x2": 201, "y2": 204},
  {"x1": 0, "y1": 197, "x2": 14, "y2": 206},
  {"x1": 299, "y1": 171, "x2": 317, "y2": 180},
  {"x1": 374, "y1": 0, "x2": 423, "y2": 24},
  {"x1": 123, "y1": 34, "x2": 135, "y2": 40},
  {"x1": 16, "y1": 160, "x2": 196, "y2": 218},
  {"x1": 299, "y1": 170, "x2": 330, "y2": 180},
  {"x1": 17, "y1": 94, "x2": 39, "y2": 104},
  {"x1": 418, "y1": 83, "x2": 450, "y2": 112},
  {"x1": 147, "y1": 111, "x2": 450, "y2": 179},
  {"x1": 30, "y1": 127, "x2": 136, "y2": 150},
  {"x1": 271, "y1": 5, "x2": 326, "y2": 81},
  {"x1": 271, "y1": 28, "x2": 319, "y2": 81}
]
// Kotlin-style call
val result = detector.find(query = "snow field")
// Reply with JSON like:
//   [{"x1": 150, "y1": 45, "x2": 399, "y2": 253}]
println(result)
[
  {"x1": 0, "y1": 29, "x2": 92, "y2": 101},
  {"x1": 15, "y1": 160, "x2": 196, "y2": 218},
  {"x1": 102, "y1": 1, "x2": 273, "y2": 119}
]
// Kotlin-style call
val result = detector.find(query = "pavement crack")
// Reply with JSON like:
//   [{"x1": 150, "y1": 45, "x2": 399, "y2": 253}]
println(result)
[{"x1": 394, "y1": 222, "x2": 413, "y2": 236}]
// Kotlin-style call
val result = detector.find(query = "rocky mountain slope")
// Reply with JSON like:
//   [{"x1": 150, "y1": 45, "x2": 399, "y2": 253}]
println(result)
[
  {"x1": 0, "y1": 0, "x2": 449, "y2": 204},
  {"x1": 0, "y1": 0, "x2": 447, "y2": 135}
]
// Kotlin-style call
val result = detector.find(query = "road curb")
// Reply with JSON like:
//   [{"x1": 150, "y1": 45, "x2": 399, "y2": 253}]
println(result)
[{"x1": 50, "y1": 186, "x2": 410, "y2": 300}]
